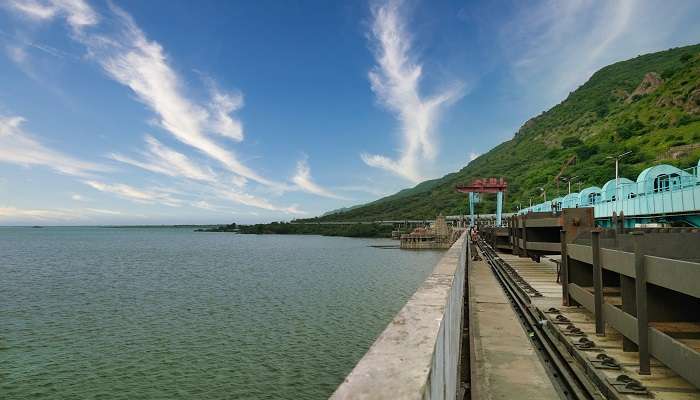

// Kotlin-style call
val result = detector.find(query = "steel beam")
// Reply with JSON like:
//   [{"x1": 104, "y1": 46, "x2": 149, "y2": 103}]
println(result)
[
  {"x1": 560, "y1": 230, "x2": 570, "y2": 306},
  {"x1": 633, "y1": 233, "x2": 650, "y2": 375},
  {"x1": 591, "y1": 230, "x2": 605, "y2": 336}
]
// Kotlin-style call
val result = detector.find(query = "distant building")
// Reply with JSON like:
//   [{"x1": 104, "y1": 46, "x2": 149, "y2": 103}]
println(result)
[{"x1": 400, "y1": 215, "x2": 461, "y2": 249}]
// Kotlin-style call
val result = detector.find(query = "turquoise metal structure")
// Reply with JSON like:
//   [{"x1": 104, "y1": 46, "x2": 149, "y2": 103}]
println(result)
[
  {"x1": 519, "y1": 158, "x2": 700, "y2": 227},
  {"x1": 579, "y1": 186, "x2": 602, "y2": 206}
]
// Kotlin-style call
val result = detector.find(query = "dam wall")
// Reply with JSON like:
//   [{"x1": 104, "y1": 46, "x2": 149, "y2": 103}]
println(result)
[{"x1": 330, "y1": 231, "x2": 468, "y2": 400}]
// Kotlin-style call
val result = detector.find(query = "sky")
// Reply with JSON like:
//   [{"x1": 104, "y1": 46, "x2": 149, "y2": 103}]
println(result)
[{"x1": 1, "y1": 0, "x2": 700, "y2": 225}]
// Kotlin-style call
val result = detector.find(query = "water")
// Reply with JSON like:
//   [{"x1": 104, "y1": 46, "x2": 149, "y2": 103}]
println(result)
[{"x1": 0, "y1": 227, "x2": 444, "y2": 399}]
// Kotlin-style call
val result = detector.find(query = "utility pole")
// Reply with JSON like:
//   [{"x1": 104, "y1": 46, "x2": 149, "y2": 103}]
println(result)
[{"x1": 540, "y1": 187, "x2": 547, "y2": 202}]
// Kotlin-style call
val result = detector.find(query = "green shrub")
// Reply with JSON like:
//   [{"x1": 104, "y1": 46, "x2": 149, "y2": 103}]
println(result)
[
  {"x1": 617, "y1": 118, "x2": 645, "y2": 139},
  {"x1": 677, "y1": 114, "x2": 694, "y2": 126},
  {"x1": 562, "y1": 136, "x2": 583, "y2": 148},
  {"x1": 575, "y1": 144, "x2": 599, "y2": 160}
]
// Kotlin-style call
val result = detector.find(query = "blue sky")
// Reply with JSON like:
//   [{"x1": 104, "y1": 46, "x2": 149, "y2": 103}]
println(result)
[{"x1": 1, "y1": 0, "x2": 700, "y2": 225}]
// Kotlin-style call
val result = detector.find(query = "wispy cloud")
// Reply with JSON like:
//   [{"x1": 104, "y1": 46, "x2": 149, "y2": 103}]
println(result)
[
  {"x1": 0, "y1": 115, "x2": 106, "y2": 177},
  {"x1": 292, "y1": 157, "x2": 346, "y2": 200},
  {"x1": 212, "y1": 186, "x2": 306, "y2": 215},
  {"x1": 6, "y1": 1, "x2": 273, "y2": 186},
  {"x1": 0, "y1": 205, "x2": 132, "y2": 222},
  {"x1": 192, "y1": 200, "x2": 216, "y2": 211},
  {"x1": 85, "y1": 207, "x2": 122, "y2": 215},
  {"x1": 109, "y1": 135, "x2": 217, "y2": 183},
  {"x1": 71, "y1": 193, "x2": 89, "y2": 201},
  {"x1": 205, "y1": 79, "x2": 245, "y2": 141},
  {"x1": 79, "y1": 5, "x2": 272, "y2": 186},
  {"x1": 0, "y1": 206, "x2": 82, "y2": 221},
  {"x1": 83, "y1": 180, "x2": 182, "y2": 207},
  {"x1": 5, "y1": 0, "x2": 98, "y2": 31},
  {"x1": 3, "y1": 0, "x2": 318, "y2": 215},
  {"x1": 499, "y1": 0, "x2": 700, "y2": 107},
  {"x1": 362, "y1": 0, "x2": 464, "y2": 183}
]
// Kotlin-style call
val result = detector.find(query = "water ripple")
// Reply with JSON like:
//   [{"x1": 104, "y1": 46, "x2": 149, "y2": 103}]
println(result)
[{"x1": 0, "y1": 227, "x2": 443, "y2": 399}]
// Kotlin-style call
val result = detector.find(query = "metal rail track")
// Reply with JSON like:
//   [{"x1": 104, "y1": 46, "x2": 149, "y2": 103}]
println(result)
[{"x1": 477, "y1": 239, "x2": 605, "y2": 400}]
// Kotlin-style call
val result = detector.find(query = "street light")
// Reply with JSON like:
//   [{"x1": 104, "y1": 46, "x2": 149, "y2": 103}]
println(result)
[
  {"x1": 606, "y1": 151, "x2": 632, "y2": 203},
  {"x1": 560, "y1": 175, "x2": 579, "y2": 194},
  {"x1": 539, "y1": 187, "x2": 547, "y2": 202}
]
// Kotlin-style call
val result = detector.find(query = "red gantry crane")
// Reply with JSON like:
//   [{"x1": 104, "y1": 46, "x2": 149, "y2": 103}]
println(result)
[{"x1": 456, "y1": 178, "x2": 508, "y2": 227}]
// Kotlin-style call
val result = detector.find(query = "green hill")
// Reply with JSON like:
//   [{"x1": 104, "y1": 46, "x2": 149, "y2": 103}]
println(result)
[{"x1": 309, "y1": 44, "x2": 700, "y2": 221}]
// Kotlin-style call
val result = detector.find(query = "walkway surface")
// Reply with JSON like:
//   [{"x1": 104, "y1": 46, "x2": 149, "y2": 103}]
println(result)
[
  {"x1": 469, "y1": 251, "x2": 559, "y2": 400},
  {"x1": 497, "y1": 252, "x2": 700, "y2": 399}
]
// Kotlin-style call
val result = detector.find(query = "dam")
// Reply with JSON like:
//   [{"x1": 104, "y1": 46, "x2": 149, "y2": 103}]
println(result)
[{"x1": 331, "y1": 158, "x2": 700, "y2": 399}]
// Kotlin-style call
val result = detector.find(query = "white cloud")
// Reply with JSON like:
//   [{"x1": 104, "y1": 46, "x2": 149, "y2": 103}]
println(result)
[
  {"x1": 0, "y1": 206, "x2": 81, "y2": 221},
  {"x1": 0, "y1": 115, "x2": 106, "y2": 177},
  {"x1": 85, "y1": 208, "x2": 122, "y2": 215},
  {"x1": 3, "y1": 1, "x2": 312, "y2": 216},
  {"x1": 109, "y1": 135, "x2": 217, "y2": 182},
  {"x1": 212, "y1": 186, "x2": 305, "y2": 215},
  {"x1": 6, "y1": 0, "x2": 275, "y2": 185},
  {"x1": 5, "y1": 0, "x2": 98, "y2": 31},
  {"x1": 71, "y1": 193, "x2": 89, "y2": 201},
  {"x1": 76, "y1": 5, "x2": 272, "y2": 185},
  {"x1": 0, "y1": 205, "x2": 129, "y2": 221},
  {"x1": 192, "y1": 200, "x2": 216, "y2": 211},
  {"x1": 362, "y1": 0, "x2": 464, "y2": 183},
  {"x1": 292, "y1": 157, "x2": 346, "y2": 200},
  {"x1": 83, "y1": 180, "x2": 182, "y2": 207},
  {"x1": 206, "y1": 81, "x2": 244, "y2": 141},
  {"x1": 469, "y1": 152, "x2": 480, "y2": 162}
]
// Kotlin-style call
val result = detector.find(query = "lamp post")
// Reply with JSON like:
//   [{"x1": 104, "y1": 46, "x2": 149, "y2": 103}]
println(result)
[
  {"x1": 561, "y1": 176, "x2": 579, "y2": 194},
  {"x1": 539, "y1": 187, "x2": 547, "y2": 202},
  {"x1": 607, "y1": 151, "x2": 632, "y2": 207}
]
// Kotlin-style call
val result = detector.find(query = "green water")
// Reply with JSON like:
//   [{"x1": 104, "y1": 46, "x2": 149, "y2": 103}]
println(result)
[{"x1": 0, "y1": 227, "x2": 444, "y2": 399}]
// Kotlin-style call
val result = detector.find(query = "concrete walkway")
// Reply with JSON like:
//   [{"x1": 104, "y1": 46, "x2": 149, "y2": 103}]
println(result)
[{"x1": 469, "y1": 253, "x2": 559, "y2": 400}]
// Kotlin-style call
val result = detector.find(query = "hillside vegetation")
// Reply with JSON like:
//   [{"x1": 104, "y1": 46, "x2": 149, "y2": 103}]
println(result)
[{"x1": 309, "y1": 44, "x2": 700, "y2": 221}]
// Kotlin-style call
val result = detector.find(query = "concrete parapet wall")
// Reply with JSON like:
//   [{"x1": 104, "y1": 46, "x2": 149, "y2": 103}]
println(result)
[{"x1": 330, "y1": 232, "x2": 468, "y2": 400}]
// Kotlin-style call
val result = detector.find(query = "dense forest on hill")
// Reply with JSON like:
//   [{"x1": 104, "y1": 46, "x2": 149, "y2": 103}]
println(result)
[{"x1": 306, "y1": 44, "x2": 700, "y2": 221}]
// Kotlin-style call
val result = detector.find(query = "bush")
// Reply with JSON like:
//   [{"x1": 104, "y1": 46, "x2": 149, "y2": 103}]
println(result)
[
  {"x1": 594, "y1": 99, "x2": 609, "y2": 118},
  {"x1": 575, "y1": 144, "x2": 599, "y2": 160},
  {"x1": 562, "y1": 136, "x2": 583, "y2": 148},
  {"x1": 661, "y1": 66, "x2": 680, "y2": 79},
  {"x1": 617, "y1": 118, "x2": 645, "y2": 139},
  {"x1": 677, "y1": 114, "x2": 694, "y2": 126},
  {"x1": 680, "y1": 53, "x2": 693, "y2": 63}
]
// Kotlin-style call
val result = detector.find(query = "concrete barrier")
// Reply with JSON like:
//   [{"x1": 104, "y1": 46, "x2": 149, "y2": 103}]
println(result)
[{"x1": 330, "y1": 231, "x2": 468, "y2": 400}]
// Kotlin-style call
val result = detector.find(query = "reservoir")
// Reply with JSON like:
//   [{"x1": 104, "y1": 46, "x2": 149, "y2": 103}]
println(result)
[{"x1": 0, "y1": 227, "x2": 444, "y2": 399}]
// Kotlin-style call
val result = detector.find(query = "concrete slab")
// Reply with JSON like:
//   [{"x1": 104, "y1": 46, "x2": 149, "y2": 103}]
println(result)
[{"x1": 469, "y1": 255, "x2": 559, "y2": 400}]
